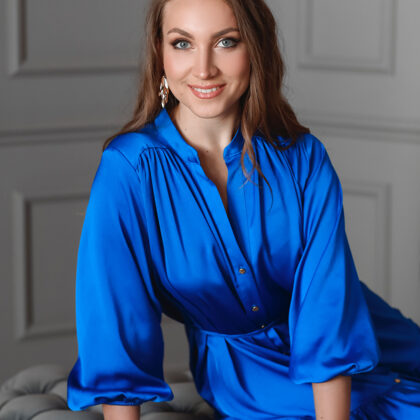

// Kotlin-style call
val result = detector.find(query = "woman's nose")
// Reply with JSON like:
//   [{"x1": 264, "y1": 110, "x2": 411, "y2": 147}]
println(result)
[{"x1": 192, "y1": 48, "x2": 217, "y2": 79}]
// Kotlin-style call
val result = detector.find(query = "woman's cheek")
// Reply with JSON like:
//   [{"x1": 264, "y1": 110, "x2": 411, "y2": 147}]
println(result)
[
  {"x1": 234, "y1": 51, "x2": 251, "y2": 78},
  {"x1": 164, "y1": 48, "x2": 188, "y2": 71}
]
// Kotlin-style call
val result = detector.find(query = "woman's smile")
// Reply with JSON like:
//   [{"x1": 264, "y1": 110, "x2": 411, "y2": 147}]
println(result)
[{"x1": 189, "y1": 84, "x2": 226, "y2": 99}]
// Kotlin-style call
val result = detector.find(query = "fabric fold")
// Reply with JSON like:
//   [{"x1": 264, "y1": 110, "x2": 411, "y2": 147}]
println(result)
[
  {"x1": 67, "y1": 146, "x2": 173, "y2": 410},
  {"x1": 287, "y1": 136, "x2": 380, "y2": 384}
]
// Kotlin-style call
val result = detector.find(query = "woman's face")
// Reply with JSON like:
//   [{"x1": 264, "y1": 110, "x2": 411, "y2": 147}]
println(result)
[{"x1": 161, "y1": 0, "x2": 251, "y2": 119}]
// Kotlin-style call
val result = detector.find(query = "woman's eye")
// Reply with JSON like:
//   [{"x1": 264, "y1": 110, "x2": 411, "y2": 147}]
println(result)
[
  {"x1": 172, "y1": 39, "x2": 191, "y2": 50},
  {"x1": 217, "y1": 38, "x2": 239, "y2": 48}
]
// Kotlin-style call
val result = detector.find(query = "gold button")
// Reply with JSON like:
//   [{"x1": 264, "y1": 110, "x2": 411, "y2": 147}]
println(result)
[
  {"x1": 394, "y1": 378, "x2": 401, "y2": 383},
  {"x1": 260, "y1": 324, "x2": 265, "y2": 328},
  {"x1": 251, "y1": 305, "x2": 259, "y2": 312},
  {"x1": 239, "y1": 268, "x2": 246, "y2": 274}
]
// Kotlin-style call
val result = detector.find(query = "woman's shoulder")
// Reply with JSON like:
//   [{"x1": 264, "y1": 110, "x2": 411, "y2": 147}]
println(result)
[
  {"x1": 265, "y1": 131, "x2": 329, "y2": 190},
  {"x1": 278, "y1": 131, "x2": 326, "y2": 163},
  {"x1": 104, "y1": 122, "x2": 167, "y2": 170}
]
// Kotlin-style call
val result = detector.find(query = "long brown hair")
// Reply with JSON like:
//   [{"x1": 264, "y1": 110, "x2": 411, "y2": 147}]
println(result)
[{"x1": 102, "y1": 0, "x2": 310, "y2": 189}]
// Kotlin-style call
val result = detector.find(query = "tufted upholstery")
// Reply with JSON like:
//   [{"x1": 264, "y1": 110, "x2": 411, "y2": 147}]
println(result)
[{"x1": 0, "y1": 364, "x2": 215, "y2": 419}]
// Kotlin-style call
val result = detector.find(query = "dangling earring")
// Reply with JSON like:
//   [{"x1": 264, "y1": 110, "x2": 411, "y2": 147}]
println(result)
[{"x1": 158, "y1": 75, "x2": 169, "y2": 108}]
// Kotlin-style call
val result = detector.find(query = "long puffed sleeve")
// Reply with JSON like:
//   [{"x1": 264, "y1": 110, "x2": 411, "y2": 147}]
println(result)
[
  {"x1": 288, "y1": 135, "x2": 381, "y2": 384},
  {"x1": 67, "y1": 146, "x2": 174, "y2": 410}
]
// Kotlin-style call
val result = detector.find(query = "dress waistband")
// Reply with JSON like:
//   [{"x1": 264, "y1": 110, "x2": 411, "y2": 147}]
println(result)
[{"x1": 184, "y1": 317, "x2": 288, "y2": 339}]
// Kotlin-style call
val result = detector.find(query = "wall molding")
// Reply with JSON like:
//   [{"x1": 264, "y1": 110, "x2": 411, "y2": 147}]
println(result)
[
  {"x1": 297, "y1": 0, "x2": 396, "y2": 73},
  {"x1": 0, "y1": 123, "x2": 120, "y2": 147},
  {"x1": 341, "y1": 179, "x2": 391, "y2": 301},
  {"x1": 12, "y1": 188, "x2": 89, "y2": 340},
  {"x1": 6, "y1": 0, "x2": 139, "y2": 76},
  {"x1": 1, "y1": 111, "x2": 420, "y2": 148},
  {"x1": 299, "y1": 109, "x2": 420, "y2": 144}
]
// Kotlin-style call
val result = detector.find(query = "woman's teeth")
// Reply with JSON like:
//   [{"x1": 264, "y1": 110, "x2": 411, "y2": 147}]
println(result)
[{"x1": 193, "y1": 87, "x2": 221, "y2": 93}]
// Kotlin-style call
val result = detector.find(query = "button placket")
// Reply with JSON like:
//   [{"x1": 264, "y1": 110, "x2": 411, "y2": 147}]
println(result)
[{"x1": 199, "y1": 156, "x2": 265, "y2": 324}]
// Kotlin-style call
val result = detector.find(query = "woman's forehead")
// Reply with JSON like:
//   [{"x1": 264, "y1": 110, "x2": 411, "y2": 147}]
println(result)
[{"x1": 162, "y1": 0, "x2": 238, "y2": 33}]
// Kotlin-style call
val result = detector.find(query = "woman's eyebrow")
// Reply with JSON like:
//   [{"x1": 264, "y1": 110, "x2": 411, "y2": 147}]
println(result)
[{"x1": 166, "y1": 27, "x2": 240, "y2": 38}]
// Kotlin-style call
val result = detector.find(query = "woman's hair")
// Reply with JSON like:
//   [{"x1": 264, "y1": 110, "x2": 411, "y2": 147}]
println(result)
[{"x1": 102, "y1": 0, "x2": 310, "y2": 189}]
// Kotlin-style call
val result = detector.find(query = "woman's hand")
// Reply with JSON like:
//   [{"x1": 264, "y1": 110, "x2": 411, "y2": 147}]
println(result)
[
  {"x1": 312, "y1": 375, "x2": 351, "y2": 420},
  {"x1": 102, "y1": 404, "x2": 140, "y2": 420}
]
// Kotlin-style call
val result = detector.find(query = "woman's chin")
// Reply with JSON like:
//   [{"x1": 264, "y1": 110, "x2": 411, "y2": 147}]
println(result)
[{"x1": 183, "y1": 101, "x2": 239, "y2": 120}]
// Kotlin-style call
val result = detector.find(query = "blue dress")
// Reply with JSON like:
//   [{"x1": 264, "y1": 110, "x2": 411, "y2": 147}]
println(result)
[{"x1": 67, "y1": 107, "x2": 420, "y2": 419}]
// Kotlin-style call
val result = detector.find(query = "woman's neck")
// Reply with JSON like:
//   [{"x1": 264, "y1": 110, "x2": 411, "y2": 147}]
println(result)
[{"x1": 169, "y1": 103, "x2": 241, "y2": 154}]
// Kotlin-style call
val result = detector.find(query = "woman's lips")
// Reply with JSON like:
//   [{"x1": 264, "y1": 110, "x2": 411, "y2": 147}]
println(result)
[{"x1": 188, "y1": 84, "x2": 226, "y2": 99}]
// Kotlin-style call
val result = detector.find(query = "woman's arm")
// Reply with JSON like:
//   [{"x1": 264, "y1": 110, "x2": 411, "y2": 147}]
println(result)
[
  {"x1": 312, "y1": 375, "x2": 351, "y2": 420},
  {"x1": 102, "y1": 404, "x2": 140, "y2": 420}
]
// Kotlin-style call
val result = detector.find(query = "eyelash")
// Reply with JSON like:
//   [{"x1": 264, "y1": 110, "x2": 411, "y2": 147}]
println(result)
[{"x1": 171, "y1": 37, "x2": 240, "y2": 50}]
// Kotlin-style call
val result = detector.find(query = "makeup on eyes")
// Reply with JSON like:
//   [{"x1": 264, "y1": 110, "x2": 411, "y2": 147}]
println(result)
[
  {"x1": 170, "y1": 38, "x2": 240, "y2": 50},
  {"x1": 170, "y1": 37, "x2": 241, "y2": 49}
]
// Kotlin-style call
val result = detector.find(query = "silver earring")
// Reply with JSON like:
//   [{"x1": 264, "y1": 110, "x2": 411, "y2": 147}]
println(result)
[{"x1": 158, "y1": 75, "x2": 169, "y2": 108}]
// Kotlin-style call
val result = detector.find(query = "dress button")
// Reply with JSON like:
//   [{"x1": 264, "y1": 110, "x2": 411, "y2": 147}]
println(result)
[
  {"x1": 251, "y1": 305, "x2": 259, "y2": 312},
  {"x1": 260, "y1": 324, "x2": 265, "y2": 328},
  {"x1": 239, "y1": 268, "x2": 246, "y2": 274},
  {"x1": 394, "y1": 378, "x2": 401, "y2": 383}
]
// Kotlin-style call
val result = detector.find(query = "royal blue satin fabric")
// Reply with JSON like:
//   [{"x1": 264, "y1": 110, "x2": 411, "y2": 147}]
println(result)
[{"x1": 67, "y1": 107, "x2": 420, "y2": 418}]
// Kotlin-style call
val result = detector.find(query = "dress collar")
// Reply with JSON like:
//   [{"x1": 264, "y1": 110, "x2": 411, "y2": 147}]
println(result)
[{"x1": 153, "y1": 107, "x2": 244, "y2": 164}]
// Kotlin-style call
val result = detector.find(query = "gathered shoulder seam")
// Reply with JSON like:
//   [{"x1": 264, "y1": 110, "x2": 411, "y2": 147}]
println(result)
[{"x1": 106, "y1": 146, "x2": 142, "y2": 185}]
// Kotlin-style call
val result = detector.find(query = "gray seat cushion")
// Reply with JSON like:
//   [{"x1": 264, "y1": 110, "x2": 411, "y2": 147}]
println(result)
[{"x1": 0, "y1": 364, "x2": 215, "y2": 419}]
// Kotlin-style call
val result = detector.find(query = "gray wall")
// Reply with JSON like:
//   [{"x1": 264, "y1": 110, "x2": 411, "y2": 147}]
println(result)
[{"x1": 0, "y1": 0, "x2": 419, "y2": 384}]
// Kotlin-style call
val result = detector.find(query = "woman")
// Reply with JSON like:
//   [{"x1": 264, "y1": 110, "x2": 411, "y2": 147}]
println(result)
[{"x1": 67, "y1": 0, "x2": 420, "y2": 419}]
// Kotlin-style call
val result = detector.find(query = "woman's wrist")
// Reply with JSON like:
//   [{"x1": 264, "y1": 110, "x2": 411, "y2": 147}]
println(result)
[
  {"x1": 312, "y1": 375, "x2": 351, "y2": 420},
  {"x1": 102, "y1": 404, "x2": 140, "y2": 420}
]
